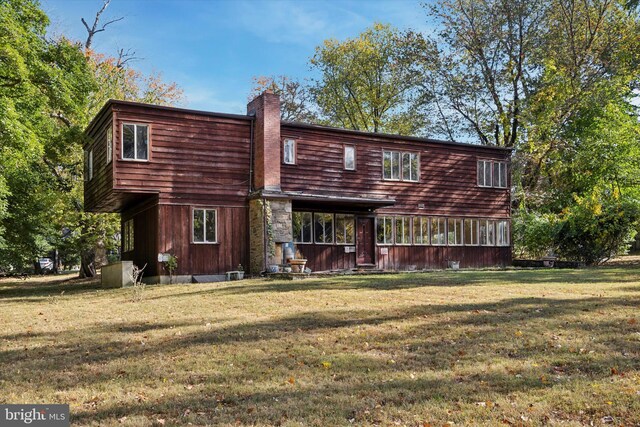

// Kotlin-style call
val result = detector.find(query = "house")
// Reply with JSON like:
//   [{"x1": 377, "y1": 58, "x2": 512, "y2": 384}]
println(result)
[{"x1": 83, "y1": 92, "x2": 511, "y2": 282}]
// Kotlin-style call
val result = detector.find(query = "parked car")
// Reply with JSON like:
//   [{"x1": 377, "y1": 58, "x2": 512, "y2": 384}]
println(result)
[{"x1": 38, "y1": 258, "x2": 54, "y2": 274}]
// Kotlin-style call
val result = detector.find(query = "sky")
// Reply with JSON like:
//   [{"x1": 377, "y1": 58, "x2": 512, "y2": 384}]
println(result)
[{"x1": 42, "y1": 0, "x2": 434, "y2": 114}]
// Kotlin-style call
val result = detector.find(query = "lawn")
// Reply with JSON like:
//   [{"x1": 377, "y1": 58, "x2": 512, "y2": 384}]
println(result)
[{"x1": 0, "y1": 265, "x2": 639, "y2": 426}]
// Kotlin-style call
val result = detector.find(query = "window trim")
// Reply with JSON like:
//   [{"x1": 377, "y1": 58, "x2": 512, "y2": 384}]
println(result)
[
  {"x1": 479, "y1": 219, "x2": 495, "y2": 246},
  {"x1": 335, "y1": 213, "x2": 355, "y2": 245},
  {"x1": 395, "y1": 216, "x2": 412, "y2": 245},
  {"x1": 343, "y1": 144, "x2": 356, "y2": 171},
  {"x1": 447, "y1": 218, "x2": 464, "y2": 246},
  {"x1": 121, "y1": 122, "x2": 151, "y2": 162},
  {"x1": 412, "y1": 216, "x2": 430, "y2": 246},
  {"x1": 192, "y1": 207, "x2": 218, "y2": 244},
  {"x1": 463, "y1": 218, "x2": 480, "y2": 246},
  {"x1": 283, "y1": 138, "x2": 296, "y2": 165},
  {"x1": 496, "y1": 219, "x2": 510, "y2": 246},
  {"x1": 431, "y1": 217, "x2": 447, "y2": 246},
  {"x1": 376, "y1": 216, "x2": 394, "y2": 246},
  {"x1": 477, "y1": 159, "x2": 508, "y2": 188}
]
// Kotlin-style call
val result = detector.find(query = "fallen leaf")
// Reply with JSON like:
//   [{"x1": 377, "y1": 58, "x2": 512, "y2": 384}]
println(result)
[
  {"x1": 515, "y1": 330, "x2": 523, "y2": 337},
  {"x1": 321, "y1": 361, "x2": 332, "y2": 369},
  {"x1": 288, "y1": 376, "x2": 295, "y2": 384}
]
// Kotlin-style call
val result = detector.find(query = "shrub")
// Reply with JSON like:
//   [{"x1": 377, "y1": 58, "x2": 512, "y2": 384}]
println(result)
[{"x1": 512, "y1": 210, "x2": 558, "y2": 259}]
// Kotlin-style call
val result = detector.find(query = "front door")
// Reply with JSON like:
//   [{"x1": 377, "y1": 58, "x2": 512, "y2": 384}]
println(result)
[{"x1": 356, "y1": 217, "x2": 375, "y2": 265}]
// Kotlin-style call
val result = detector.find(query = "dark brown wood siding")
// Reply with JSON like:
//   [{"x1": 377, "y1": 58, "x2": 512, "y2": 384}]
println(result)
[
  {"x1": 112, "y1": 103, "x2": 252, "y2": 207},
  {"x1": 158, "y1": 204, "x2": 249, "y2": 276},
  {"x1": 280, "y1": 125, "x2": 511, "y2": 218},
  {"x1": 84, "y1": 109, "x2": 114, "y2": 212}
]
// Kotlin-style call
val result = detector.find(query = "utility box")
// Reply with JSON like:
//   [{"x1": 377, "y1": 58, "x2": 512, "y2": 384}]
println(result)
[{"x1": 101, "y1": 261, "x2": 134, "y2": 288}]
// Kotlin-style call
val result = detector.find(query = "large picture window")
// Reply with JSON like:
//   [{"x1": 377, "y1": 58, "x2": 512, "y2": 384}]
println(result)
[
  {"x1": 383, "y1": 150, "x2": 419, "y2": 182},
  {"x1": 122, "y1": 123, "x2": 149, "y2": 160},
  {"x1": 479, "y1": 219, "x2": 495, "y2": 246},
  {"x1": 314, "y1": 213, "x2": 333, "y2": 244},
  {"x1": 293, "y1": 212, "x2": 312, "y2": 243},
  {"x1": 123, "y1": 219, "x2": 134, "y2": 252},
  {"x1": 283, "y1": 139, "x2": 296, "y2": 165},
  {"x1": 464, "y1": 219, "x2": 479, "y2": 245},
  {"x1": 335, "y1": 214, "x2": 355, "y2": 244},
  {"x1": 447, "y1": 218, "x2": 463, "y2": 245},
  {"x1": 413, "y1": 216, "x2": 429, "y2": 245},
  {"x1": 431, "y1": 217, "x2": 446, "y2": 245},
  {"x1": 376, "y1": 216, "x2": 394, "y2": 245},
  {"x1": 193, "y1": 208, "x2": 217, "y2": 243},
  {"x1": 496, "y1": 220, "x2": 510, "y2": 246},
  {"x1": 395, "y1": 217, "x2": 411, "y2": 245}
]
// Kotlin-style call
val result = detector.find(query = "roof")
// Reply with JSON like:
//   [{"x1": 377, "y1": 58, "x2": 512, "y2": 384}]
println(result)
[{"x1": 85, "y1": 99, "x2": 512, "y2": 153}]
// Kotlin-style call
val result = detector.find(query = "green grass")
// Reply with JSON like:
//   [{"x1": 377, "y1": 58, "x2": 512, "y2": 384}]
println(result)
[{"x1": 1, "y1": 266, "x2": 639, "y2": 426}]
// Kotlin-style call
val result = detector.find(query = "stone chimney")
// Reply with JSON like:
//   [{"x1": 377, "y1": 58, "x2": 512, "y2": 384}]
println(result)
[{"x1": 247, "y1": 91, "x2": 281, "y2": 192}]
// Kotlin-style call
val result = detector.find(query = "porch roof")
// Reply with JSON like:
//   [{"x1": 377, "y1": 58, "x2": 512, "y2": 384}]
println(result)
[{"x1": 285, "y1": 191, "x2": 395, "y2": 211}]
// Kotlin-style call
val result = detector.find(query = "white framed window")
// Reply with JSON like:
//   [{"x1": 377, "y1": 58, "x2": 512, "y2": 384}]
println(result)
[
  {"x1": 496, "y1": 220, "x2": 510, "y2": 246},
  {"x1": 478, "y1": 159, "x2": 507, "y2": 188},
  {"x1": 402, "y1": 152, "x2": 419, "y2": 182},
  {"x1": 84, "y1": 149, "x2": 93, "y2": 181},
  {"x1": 376, "y1": 216, "x2": 394, "y2": 245},
  {"x1": 123, "y1": 219, "x2": 134, "y2": 252},
  {"x1": 293, "y1": 211, "x2": 312, "y2": 244},
  {"x1": 413, "y1": 216, "x2": 430, "y2": 245},
  {"x1": 431, "y1": 217, "x2": 446, "y2": 245},
  {"x1": 383, "y1": 150, "x2": 419, "y2": 182},
  {"x1": 314, "y1": 213, "x2": 334, "y2": 244},
  {"x1": 122, "y1": 123, "x2": 149, "y2": 161},
  {"x1": 447, "y1": 218, "x2": 463, "y2": 246},
  {"x1": 335, "y1": 214, "x2": 355, "y2": 244},
  {"x1": 283, "y1": 138, "x2": 296, "y2": 165},
  {"x1": 493, "y1": 162, "x2": 507, "y2": 188},
  {"x1": 344, "y1": 145, "x2": 356, "y2": 170},
  {"x1": 395, "y1": 217, "x2": 411, "y2": 245},
  {"x1": 193, "y1": 208, "x2": 217, "y2": 243},
  {"x1": 106, "y1": 126, "x2": 113, "y2": 164},
  {"x1": 479, "y1": 219, "x2": 495, "y2": 246},
  {"x1": 464, "y1": 218, "x2": 479, "y2": 245}
]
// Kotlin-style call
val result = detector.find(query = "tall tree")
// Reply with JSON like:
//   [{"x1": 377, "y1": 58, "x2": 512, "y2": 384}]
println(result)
[
  {"x1": 310, "y1": 23, "x2": 425, "y2": 135},
  {"x1": 249, "y1": 75, "x2": 317, "y2": 122}
]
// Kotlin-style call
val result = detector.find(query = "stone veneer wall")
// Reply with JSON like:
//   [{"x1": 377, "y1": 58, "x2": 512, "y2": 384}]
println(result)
[{"x1": 248, "y1": 197, "x2": 292, "y2": 274}]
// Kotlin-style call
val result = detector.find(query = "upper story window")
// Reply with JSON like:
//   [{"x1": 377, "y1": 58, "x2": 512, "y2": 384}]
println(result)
[
  {"x1": 122, "y1": 123, "x2": 149, "y2": 161},
  {"x1": 344, "y1": 145, "x2": 355, "y2": 170},
  {"x1": 193, "y1": 208, "x2": 217, "y2": 244},
  {"x1": 283, "y1": 138, "x2": 296, "y2": 165},
  {"x1": 123, "y1": 219, "x2": 134, "y2": 252},
  {"x1": 293, "y1": 211, "x2": 312, "y2": 244},
  {"x1": 478, "y1": 159, "x2": 507, "y2": 188},
  {"x1": 106, "y1": 126, "x2": 113, "y2": 164},
  {"x1": 383, "y1": 150, "x2": 419, "y2": 182},
  {"x1": 84, "y1": 149, "x2": 93, "y2": 181}
]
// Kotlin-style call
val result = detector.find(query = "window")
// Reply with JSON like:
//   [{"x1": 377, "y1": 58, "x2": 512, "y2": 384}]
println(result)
[
  {"x1": 383, "y1": 150, "x2": 419, "y2": 181},
  {"x1": 464, "y1": 219, "x2": 479, "y2": 245},
  {"x1": 431, "y1": 217, "x2": 446, "y2": 245},
  {"x1": 413, "y1": 216, "x2": 430, "y2": 245},
  {"x1": 106, "y1": 126, "x2": 113, "y2": 164},
  {"x1": 335, "y1": 214, "x2": 355, "y2": 244},
  {"x1": 193, "y1": 208, "x2": 217, "y2": 243},
  {"x1": 293, "y1": 212, "x2": 312, "y2": 243},
  {"x1": 123, "y1": 219, "x2": 134, "y2": 252},
  {"x1": 283, "y1": 138, "x2": 296, "y2": 164},
  {"x1": 84, "y1": 149, "x2": 93, "y2": 181},
  {"x1": 122, "y1": 123, "x2": 149, "y2": 160},
  {"x1": 314, "y1": 213, "x2": 333, "y2": 244},
  {"x1": 376, "y1": 216, "x2": 394, "y2": 245},
  {"x1": 479, "y1": 219, "x2": 495, "y2": 246},
  {"x1": 496, "y1": 220, "x2": 510, "y2": 246},
  {"x1": 447, "y1": 218, "x2": 463, "y2": 245},
  {"x1": 344, "y1": 145, "x2": 355, "y2": 170},
  {"x1": 395, "y1": 217, "x2": 411, "y2": 245},
  {"x1": 493, "y1": 162, "x2": 507, "y2": 188},
  {"x1": 478, "y1": 160, "x2": 507, "y2": 188},
  {"x1": 402, "y1": 152, "x2": 419, "y2": 182}
]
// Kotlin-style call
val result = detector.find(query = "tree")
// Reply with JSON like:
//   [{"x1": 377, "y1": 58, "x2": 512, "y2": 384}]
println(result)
[
  {"x1": 249, "y1": 75, "x2": 317, "y2": 122},
  {"x1": 310, "y1": 23, "x2": 425, "y2": 135}
]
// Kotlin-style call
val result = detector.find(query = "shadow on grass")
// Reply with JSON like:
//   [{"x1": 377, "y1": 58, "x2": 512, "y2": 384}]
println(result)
[{"x1": 0, "y1": 276, "x2": 103, "y2": 300}]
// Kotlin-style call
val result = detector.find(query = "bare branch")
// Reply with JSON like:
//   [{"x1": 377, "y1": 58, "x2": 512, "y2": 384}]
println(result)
[
  {"x1": 49, "y1": 112, "x2": 72, "y2": 127},
  {"x1": 116, "y1": 48, "x2": 140, "y2": 69},
  {"x1": 81, "y1": 0, "x2": 124, "y2": 50}
]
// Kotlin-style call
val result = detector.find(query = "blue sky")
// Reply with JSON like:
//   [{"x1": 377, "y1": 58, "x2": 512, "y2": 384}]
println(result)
[{"x1": 42, "y1": 0, "x2": 433, "y2": 114}]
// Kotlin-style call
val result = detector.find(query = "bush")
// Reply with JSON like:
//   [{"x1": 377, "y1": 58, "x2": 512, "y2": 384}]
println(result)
[
  {"x1": 555, "y1": 191, "x2": 640, "y2": 265},
  {"x1": 512, "y1": 210, "x2": 557, "y2": 259}
]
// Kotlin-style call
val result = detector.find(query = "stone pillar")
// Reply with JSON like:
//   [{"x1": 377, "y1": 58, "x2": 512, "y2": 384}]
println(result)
[
  {"x1": 247, "y1": 91, "x2": 281, "y2": 191},
  {"x1": 248, "y1": 197, "x2": 292, "y2": 274}
]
